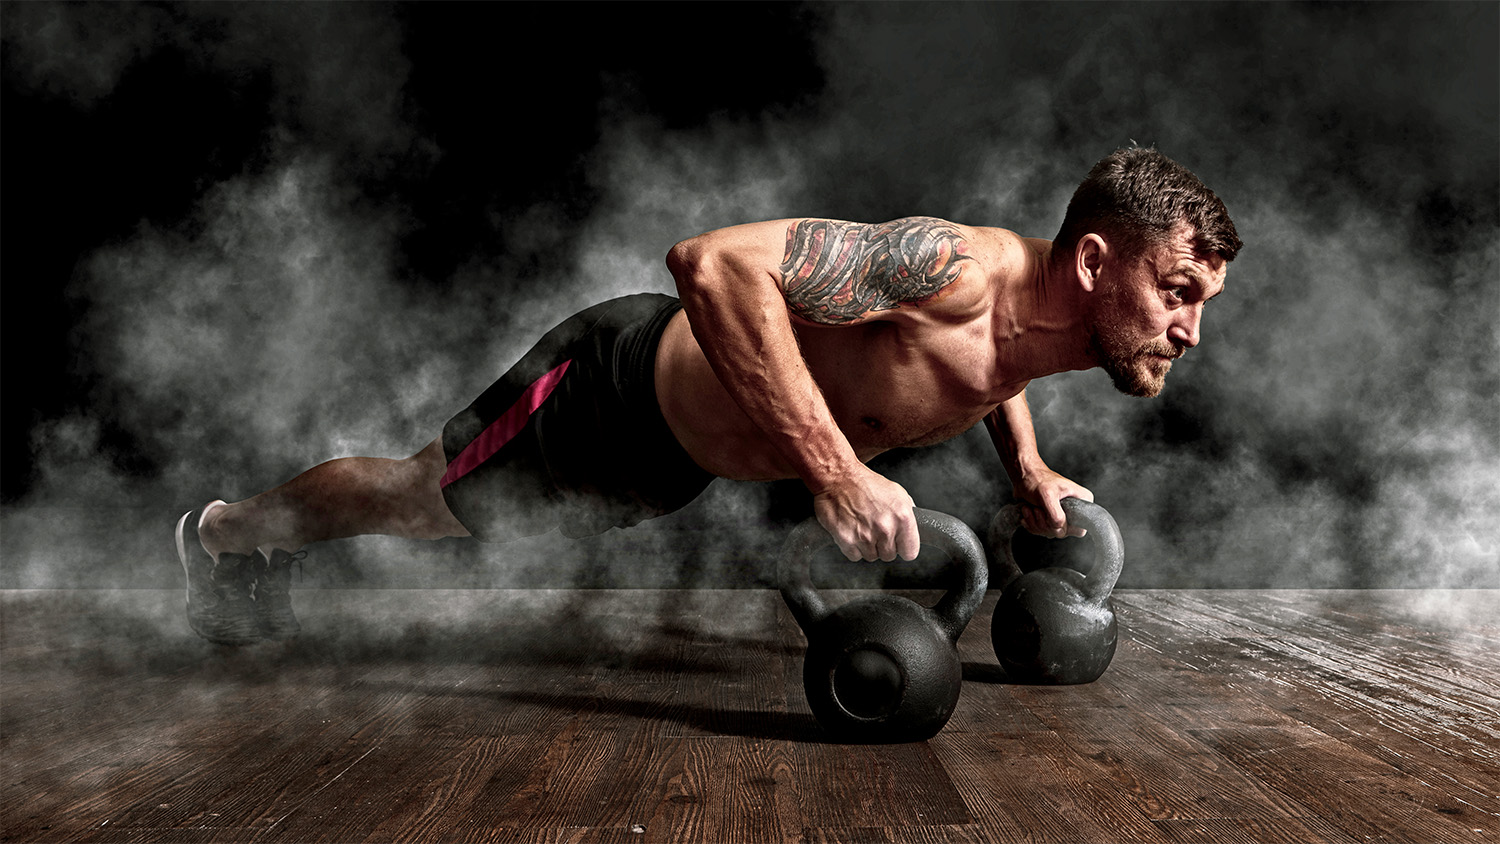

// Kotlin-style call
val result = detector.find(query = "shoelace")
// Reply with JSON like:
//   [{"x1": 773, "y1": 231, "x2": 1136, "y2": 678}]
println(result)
[
  {"x1": 252, "y1": 551, "x2": 308, "y2": 601},
  {"x1": 210, "y1": 553, "x2": 260, "y2": 590},
  {"x1": 275, "y1": 550, "x2": 309, "y2": 583}
]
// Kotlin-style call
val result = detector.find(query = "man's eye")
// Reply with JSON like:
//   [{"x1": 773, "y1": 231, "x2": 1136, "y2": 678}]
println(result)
[{"x1": 1167, "y1": 287, "x2": 1187, "y2": 301}]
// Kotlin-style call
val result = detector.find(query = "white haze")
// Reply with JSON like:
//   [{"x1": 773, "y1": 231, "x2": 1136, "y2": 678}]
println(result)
[{"x1": 3, "y1": 2, "x2": 1496, "y2": 597}]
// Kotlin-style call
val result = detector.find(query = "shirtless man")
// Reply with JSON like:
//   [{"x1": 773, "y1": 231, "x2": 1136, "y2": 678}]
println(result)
[{"x1": 175, "y1": 147, "x2": 1241, "y2": 645}]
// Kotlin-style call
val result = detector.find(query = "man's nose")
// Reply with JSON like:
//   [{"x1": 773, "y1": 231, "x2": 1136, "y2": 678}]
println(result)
[{"x1": 1169, "y1": 305, "x2": 1202, "y2": 349}]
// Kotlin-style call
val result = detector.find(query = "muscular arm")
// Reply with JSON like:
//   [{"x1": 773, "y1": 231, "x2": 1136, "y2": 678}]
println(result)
[
  {"x1": 668, "y1": 221, "x2": 856, "y2": 495},
  {"x1": 985, "y1": 390, "x2": 1093, "y2": 538},
  {"x1": 668, "y1": 216, "x2": 975, "y2": 560}
]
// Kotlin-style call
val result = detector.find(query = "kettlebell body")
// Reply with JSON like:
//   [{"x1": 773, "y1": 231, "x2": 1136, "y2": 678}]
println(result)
[
  {"x1": 802, "y1": 595, "x2": 963, "y2": 739},
  {"x1": 989, "y1": 498, "x2": 1124, "y2": 685},
  {"x1": 991, "y1": 567, "x2": 1117, "y2": 684},
  {"x1": 780, "y1": 508, "x2": 987, "y2": 743}
]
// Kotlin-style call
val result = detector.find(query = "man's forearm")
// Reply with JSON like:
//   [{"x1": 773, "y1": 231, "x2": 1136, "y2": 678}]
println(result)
[
  {"x1": 987, "y1": 388, "x2": 1094, "y2": 537},
  {"x1": 986, "y1": 389, "x2": 1047, "y2": 487}
]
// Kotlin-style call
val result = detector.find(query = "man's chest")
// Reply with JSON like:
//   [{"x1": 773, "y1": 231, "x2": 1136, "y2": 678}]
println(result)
[{"x1": 802, "y1": 321, "x2": 1003, "y2": 450}]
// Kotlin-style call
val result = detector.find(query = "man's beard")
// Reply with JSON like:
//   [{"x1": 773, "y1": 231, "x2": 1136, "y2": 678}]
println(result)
[
  {"x1": 1087, "y1": 289, "x2": 1183, "y2": 398},
  {"x1": 1091, "y1": 331, "x2": 1180, "y2": 397}
]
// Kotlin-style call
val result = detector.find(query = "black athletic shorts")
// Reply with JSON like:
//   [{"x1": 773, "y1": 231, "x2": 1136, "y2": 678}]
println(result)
[{"x1": 440, "y1": 293, "x2": 715, "y2": 541}]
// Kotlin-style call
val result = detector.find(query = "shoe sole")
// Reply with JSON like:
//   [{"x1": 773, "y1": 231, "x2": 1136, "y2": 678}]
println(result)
[
  {"x1": 177, "y1": 507, "x2": 262, "y2": 646},
  {"x1": 175, "y1": 509, "x2": 197, "y2": 614},
  {"x1": 260, "y1": 619, "x2": 302, "y2": 641}
]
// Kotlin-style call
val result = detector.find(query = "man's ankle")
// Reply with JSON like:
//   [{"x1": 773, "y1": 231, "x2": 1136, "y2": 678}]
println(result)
[{"x1": 198, "y1": 500, "x2": 245, "y2": 560}]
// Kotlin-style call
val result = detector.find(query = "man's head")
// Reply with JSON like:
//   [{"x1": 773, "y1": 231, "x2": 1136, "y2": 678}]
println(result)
[
  {"x1": 1054, "y1": 147, "x2": 1242, "y2": 268},
  {"x1": 1055, "y1": 148, "x2": 1241, "y2": 397}
]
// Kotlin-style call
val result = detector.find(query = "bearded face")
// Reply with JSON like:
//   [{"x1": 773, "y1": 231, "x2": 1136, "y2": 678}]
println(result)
[
  {"x1": 1075, "y1": 225, "x2": 1226, "y2": 397},
  {"x1": 1086, "y1": 267, "x2": 1184, "y2": 398}
]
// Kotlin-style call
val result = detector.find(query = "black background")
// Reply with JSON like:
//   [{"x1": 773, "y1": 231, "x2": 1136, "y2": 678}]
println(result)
[{"x1": 3, "y1": 2, "x2": 1496, "y2": 589}]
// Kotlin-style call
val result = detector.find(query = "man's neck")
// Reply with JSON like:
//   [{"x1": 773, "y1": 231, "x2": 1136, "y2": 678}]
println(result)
[{"x1": 993, "y1": 238, "x2": 1096, "y2": 382}]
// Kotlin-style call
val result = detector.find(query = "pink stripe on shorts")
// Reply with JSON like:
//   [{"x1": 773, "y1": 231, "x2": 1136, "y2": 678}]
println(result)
[{"x1": 439, "y1": 359, "x2": 571, "y2": 489}]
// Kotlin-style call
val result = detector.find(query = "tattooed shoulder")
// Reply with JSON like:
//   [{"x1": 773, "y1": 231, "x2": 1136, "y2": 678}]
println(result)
[{"x1": 778, "y1": 216, "x2": 973, "y2": 325}]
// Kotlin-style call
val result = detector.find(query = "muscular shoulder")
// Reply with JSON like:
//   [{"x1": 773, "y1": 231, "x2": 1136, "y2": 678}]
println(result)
[
  {"x1": 961, "y1": 225, "x2": 1038, "y2": 280},
  {"x1": 779, "y1": 216, "x2": 1005, "y2": 326}
]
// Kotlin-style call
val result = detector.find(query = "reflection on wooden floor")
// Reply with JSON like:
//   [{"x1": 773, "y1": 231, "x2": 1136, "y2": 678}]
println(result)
[{"x1": 2, "y1": 588, "x2": 1497, "y2": 842}]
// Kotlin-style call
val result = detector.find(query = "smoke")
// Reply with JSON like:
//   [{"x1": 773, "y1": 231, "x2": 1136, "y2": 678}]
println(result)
[
  {"x1": 3, "y1": 2, "x2": 1496, "y2": 595},
  {"x1": 799, "y1": 2, "x2": 1500, "y2": 589},
  {"x1": 0, "y1": 1, "x2": 168, "y2": 105}
]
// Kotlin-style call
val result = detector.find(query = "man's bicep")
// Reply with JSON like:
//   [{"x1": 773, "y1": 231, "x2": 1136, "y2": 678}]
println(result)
[{"x1": 778, "y1": 217, "x2": 974, "y2": 325}]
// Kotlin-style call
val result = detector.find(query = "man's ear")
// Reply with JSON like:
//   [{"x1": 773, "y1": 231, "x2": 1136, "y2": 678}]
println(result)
[{"x1": 1075, "y1": 234, "x2": 1107, "y2": 293}]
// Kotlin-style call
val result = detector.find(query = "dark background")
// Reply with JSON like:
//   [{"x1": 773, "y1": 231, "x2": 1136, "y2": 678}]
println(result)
[{"x1": 3, "y1": 2, "x2": 1496, "y2": 589}]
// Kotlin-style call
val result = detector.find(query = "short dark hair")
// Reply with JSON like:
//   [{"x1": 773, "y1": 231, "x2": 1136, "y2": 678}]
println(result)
[{"x1": 1053, "y1": 147, "x2": 1242, "y2": 266}]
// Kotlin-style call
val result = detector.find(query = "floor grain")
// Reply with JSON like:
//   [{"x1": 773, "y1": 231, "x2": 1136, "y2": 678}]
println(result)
[{"x1": 2, "y1": 588, "x2": 1496, "y2": 843}]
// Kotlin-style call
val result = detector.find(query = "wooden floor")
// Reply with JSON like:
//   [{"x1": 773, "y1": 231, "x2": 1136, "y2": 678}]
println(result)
[{"x1": 1, "y1": 588, "x2": 1496, "y2": 843}]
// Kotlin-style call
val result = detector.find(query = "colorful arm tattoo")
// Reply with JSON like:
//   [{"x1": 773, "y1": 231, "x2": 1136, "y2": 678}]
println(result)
[{"x1": 778, "y1": 217, "x2": 973, "y2": 325}]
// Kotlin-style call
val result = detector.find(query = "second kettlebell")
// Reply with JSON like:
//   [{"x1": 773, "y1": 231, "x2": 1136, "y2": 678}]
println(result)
[
  {"x1": 989, "y1": 498, "x2": 1124, "y2": 685},
  {"x1": 779, "y1": 508, "x2": 988, "y2": 743}
]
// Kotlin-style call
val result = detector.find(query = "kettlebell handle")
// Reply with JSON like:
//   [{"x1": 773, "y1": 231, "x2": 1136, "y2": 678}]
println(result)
[
  {"x1": 778, "y1": 508, "x2": 988, "y2": 643},
  {"x1": 988, "y1": 498, "x2": 1124, "y2": 605}
]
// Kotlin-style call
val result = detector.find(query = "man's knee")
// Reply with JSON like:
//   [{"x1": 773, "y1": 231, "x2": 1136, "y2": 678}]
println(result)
[
  {"x1": 399, "y1": 438, "x2": 468, "y2": 539},
  {"x1": 408, "y1": 437, "x2": 449, "y2": 481}
]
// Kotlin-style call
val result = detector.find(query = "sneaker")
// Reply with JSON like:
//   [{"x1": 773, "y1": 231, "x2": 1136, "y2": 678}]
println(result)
[
  {"x1": 175, "y1": 506, "x2": 264, "y2": 645},
  {"x1": 255, "y1": 548, "x2": 306, "y2": 640}
]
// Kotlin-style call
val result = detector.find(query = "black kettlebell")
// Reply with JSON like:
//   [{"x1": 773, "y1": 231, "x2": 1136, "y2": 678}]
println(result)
[
  {"x1": 988, "y1": 498, "x2": 1124, "y2": 685},
  {"x1": 779, "y1": 508, "x2": 988, "y2": 743}
]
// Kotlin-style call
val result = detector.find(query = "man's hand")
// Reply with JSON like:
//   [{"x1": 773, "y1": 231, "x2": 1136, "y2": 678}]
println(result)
[
  {"x1": 812, "y1": 466, "x2": 921, "y2": 562},
  {"x1": 1013, "y1": 467, "x2": 1094, "y2": 538}
]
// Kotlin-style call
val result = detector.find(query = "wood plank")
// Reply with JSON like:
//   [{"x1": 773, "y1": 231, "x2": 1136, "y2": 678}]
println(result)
[
  {"x1": 1152, "y1": 816, "x2": 1361, "y2": 844},
  {"x1": 788, "y1": 740, "x2": 972, "y2": 831},
  {"x1": 1192, "y1": 726, "x2": 1495, "y2": 844},
  {"x1": 630, "y1": 734, "x2": 715, "y2": 843},
  {"x1": 239, "y1": 742, "x2": 462, "y2": 842},
  {"x1": 438, "y1": 709, "x2": 597, "y2": 838},
  {"x1": 93, "y1": 680, "x2": 440, "y2": 838},
  {"x1": 4, "y1": 665, "x2": 387, "y2": 841},
  {"x1": 364, "y1": 663, "x2": 591, "y2": 742},
  {"x1": 1127, "y1": 589, "x2": 1500, "y2": 688},
  {"x1": 931, "y1": 730, "x2": 1168, "y2": 843},
  {"x1": 75, "y1": 826, "x2": 264, "y2": 843},
  {"x1": 292, "y1": 634, "x2": 689, "y2": 838},
  {"x1": 1123, "y1": 594, "x2": 1500, "y2": 815},
  {"x1": 1166, "y1": 590, "x2": 1500, "y2": 699},
  {"x1": 549, "y1": 715, "x2": 687, "y2": 831},
  {"x1": 1227, "y1": 635, "x2": 1500, "y2": 805},
  {"x1": 798, "y1": 826, "x2": 1000, "y2": 844},
  {"x1": 452, "y1": 685, "x2": 680, "y2": 833},
  {"x1": 647, "y1": 592, "x2": 796, "y2": 740},
  {"x1": 6, "y1": 588, "x2": 1499, "y2": 843},
  {"x1": 696, "y1": 736, "x2": 803, "y2": 844},
  {"x1": 6, "y1": 610, "x2": 596, "y2": 841},
  {"x1": 1020, "y1": 703, "x2": 1308, "y2": 821},
  {"x1": 5, "y1": 745, "x2": 211, "y2": 844},
  {"x1": 355, "y1": 735, "x2": 548, "y2": 843},
  {"x1": 1113, "y1": 590, "x2": 1500, "y2": 818}
]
